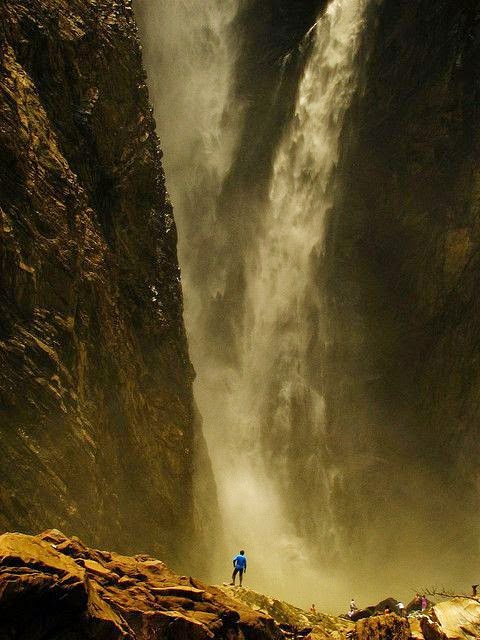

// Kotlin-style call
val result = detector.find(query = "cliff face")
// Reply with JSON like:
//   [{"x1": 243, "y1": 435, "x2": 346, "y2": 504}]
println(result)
[
  {"x1": 324, "y1": 0, "x2": 480, "y2": 582},
  {"x1": 0, "y1": 0, "x2": 215, "y2": 571}
]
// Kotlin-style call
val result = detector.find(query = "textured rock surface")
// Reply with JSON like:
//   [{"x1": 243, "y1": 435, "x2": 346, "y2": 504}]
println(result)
[
  {"x1": 432, "y1": 598, "x2": 480, "y2": 639},
  {"x1": 0, "y1": 0, "x2": 216, "y2": 571},
  {"x1": 352, "y1": 614, "x2": 410, "y2": 640},
  {"x1": 0, "y1": 530, "x2": 283, "y2": 640},
  {"x1": 323, "y1": 0, "x2": 480, "y2": 584},
  {"x1": 1, "y1": 529, "x2": 477, "y2": 640},
  {"x1": 218, "y1": 585, "x2": 352, "y2": 639}
]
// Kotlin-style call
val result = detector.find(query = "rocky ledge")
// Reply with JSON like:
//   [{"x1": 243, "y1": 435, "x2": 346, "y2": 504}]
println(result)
[
  {"x1": 0, "y1": 530, "x2": 284, "y2": 640},
  {"x1": 0, "y1": 530, "x2": 355, "y2": 640},
  {"x1": 1, "y1": 530, "x2": 479, "y2": 640}
]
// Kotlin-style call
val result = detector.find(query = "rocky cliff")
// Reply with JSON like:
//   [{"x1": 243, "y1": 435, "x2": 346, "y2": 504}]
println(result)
[
  {"x1": 324, "y1": 0, "x2": 480, "y2": 586},
  {"x1": 0, "y1": 0, "x2": 217, "y2": 572},
  {"x1": 2, "y1": 530, "x2": 478, "y2": 640},
  {"x1": 0, "y1": 530, "x2": 282, "y2": 640},
  {"x1": 0, "y1": 529, "x2": 354, "y2": 640}
]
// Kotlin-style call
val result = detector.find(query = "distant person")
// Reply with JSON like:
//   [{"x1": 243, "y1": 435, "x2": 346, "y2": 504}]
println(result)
[
  {"x1": 421, "y1": 595, "x2": 428, "y2": 611},
  {"x1": 349, "y1": 599, "x2": 358, "y2": 617},
  {"x1": 473, "y1": 584, "x2": 478, "y2": 598},
  {"x1": 309, "y1": 604, "x2": 317, "y2": 615},
  {"x1": 398, "y1": 602, "x2": 405, "y2": 616},
  {"x1": 230, "y1": 550, "x2": 247, "y2": 587}
]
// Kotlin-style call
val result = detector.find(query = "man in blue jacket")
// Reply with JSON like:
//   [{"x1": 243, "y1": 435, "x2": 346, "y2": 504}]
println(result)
[{"x1": 230, "y1": 550, "x2": 247, "y2": 586}]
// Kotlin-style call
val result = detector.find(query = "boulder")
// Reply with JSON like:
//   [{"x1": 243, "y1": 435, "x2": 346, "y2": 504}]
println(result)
[
  {"x1": 0, "y1": 532, "x2": 89, "y2": 639},
  {"x1": 420, "y1": 616, "x2": 448, "y2": 640},
  {"x1": 350, "y1": 607, "x2": 375, "y2": 621},
  {"x1": 407, "y1": 597, "x2": 423, "y2": 614},
  {"x1": 0, "y1": 530, "x2": 285, "y2": 640},
  {"x1": 374, "y1": 597, "x2": 403, "y2": 614},
  {"x1": 353, "y1": 613, "x2": 410, "y2": 640},
  {"x1": 350, "y1": 596, "x2": 401, "y2": 621},
  {"x1": 432, "y1": 597, "x2": 480, "y2": 639}
]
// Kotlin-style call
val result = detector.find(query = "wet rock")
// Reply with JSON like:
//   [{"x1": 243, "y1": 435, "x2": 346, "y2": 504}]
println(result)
[{"x1": 324, "y1": 0, "x2": 480, "y2": 580}]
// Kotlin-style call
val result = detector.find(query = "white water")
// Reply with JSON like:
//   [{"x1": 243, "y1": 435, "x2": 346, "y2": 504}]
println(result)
[
  {"x1": 137, "y1": 0, "x2": 370, "y2": 611},
  {"x1": 198, "y1": 0, "x2": 370, "y2": 609},
  {"x1": 134, "y1": 0, "x2": 242, "y2": 316}
]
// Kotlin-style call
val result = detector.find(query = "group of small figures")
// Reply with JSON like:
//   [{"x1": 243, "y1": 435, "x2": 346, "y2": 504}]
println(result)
[
  {"x1": 308, "y1": 593, "x2": 430, "y2": 620},
  {"x1": 345, "y1": 593, "x2": 428, "y2": 618}
]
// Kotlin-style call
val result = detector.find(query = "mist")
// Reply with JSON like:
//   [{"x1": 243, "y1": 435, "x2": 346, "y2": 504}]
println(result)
[{"x1": 134, "y1": 0, "x2": 480, "y2": 613}]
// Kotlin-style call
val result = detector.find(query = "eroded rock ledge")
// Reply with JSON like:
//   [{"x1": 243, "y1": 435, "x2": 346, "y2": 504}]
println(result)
[
  {"x1": 0, "y1": 530, "x2": 282, "y2": 640},
  {"x1": 2, "y1": 530, "x2": 479, "y2": 640}
]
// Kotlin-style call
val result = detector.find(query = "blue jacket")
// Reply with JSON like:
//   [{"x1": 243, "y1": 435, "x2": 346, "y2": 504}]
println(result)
[{"x1": 233, "y1": 554, "x2": 247, "y2": 570}]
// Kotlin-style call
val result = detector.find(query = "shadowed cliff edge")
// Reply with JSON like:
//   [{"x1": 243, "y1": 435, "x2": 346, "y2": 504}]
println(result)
[{"x1": 0, "y1": 0, "x2": 220, "y2": 575}]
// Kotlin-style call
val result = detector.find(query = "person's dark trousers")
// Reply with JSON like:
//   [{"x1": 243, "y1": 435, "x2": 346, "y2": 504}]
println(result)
[{"x1": 231, "y1": 568, "x2": 244, "y2": 585}]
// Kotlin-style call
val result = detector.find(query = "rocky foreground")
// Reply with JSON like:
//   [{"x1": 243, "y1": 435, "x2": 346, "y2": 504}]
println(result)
[{"x1": 1, "y1": 530, "x2": 479, "y2": 640}]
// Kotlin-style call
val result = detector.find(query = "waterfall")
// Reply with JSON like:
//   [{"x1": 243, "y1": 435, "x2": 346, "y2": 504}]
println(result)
[
  {"x1": 133, "y1": 0, "x2": 242, "y2": 318},
  {"x1": 209, "y1": 0, "x2": 370, "y2": 608},
  {"x1": 136, "y1": 0, "x2": 371, "y2": 609}
]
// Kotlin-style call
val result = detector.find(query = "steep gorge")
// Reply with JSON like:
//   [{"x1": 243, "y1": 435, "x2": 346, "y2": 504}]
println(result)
[
  {"x1": 136, "y1": 0, "x2": 480, "y2": 606},
  {"x1": 0, "y1": 0, "x2": 217, "y2": 575},
  {"x1": 1, "y1": 0, "x2": 480, "y2": 616}
]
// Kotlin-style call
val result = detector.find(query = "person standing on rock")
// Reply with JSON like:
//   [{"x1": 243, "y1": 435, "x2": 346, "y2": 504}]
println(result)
[
  {"x1": 349, "y1": 599, "x2": 358, "y2": 617},
  {"x1": 231, "y1": 550, "x2": 247, "y2": 587}
]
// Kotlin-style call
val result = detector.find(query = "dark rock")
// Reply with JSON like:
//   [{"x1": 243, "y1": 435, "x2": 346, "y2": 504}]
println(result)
[
  {"x1": 353, "y1": 613, "x2": 410, "y2": 640},
  {"x1": 324, "y1": 0, "x2": 480, "y2": 581},
  {"x1": 0, "y1": 530, "x2": 283, "y2": 640},
  {"x1": 406, "y1": 597, "x2": 423, "y2": 614},
  {"x1": 374, "y1": 598, "x2": 403, "y2": 615},
  {"x1": 0, "y1": 0, "x2": 218, "y2": 574},
  {"x1": 350, "y1": 608, "x2": 375, "y2": 622},
  {"x1": 420, "y1": 616, "x2": 449, "y2": 640},
  {"x1": 350, "y1": 597, "x2": 401, "y2": 621}
]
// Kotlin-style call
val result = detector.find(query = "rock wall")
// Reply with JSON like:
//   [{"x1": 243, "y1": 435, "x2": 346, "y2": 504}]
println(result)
[
  {"x1": 0, "y1": 0, "x2": 216, "y2": 572},
  {"x1": 324, "y1": 0, "x2": 480, "y2": 585}
]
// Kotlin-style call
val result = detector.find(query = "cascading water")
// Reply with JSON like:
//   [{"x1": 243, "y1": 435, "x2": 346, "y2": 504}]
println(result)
[
  {"x1": 133, "y1": 0, "x2": 242, "y2": 319},
  {"x1": 243, "y1": 0, "x2": 371, "y2": 543},
  {"x1": 209, "y1": 0, "x2": 371, "y2": 607},
  {"x1": 136, "y1": 0, "x2": 371, "y2": 609}
]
